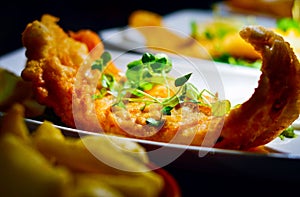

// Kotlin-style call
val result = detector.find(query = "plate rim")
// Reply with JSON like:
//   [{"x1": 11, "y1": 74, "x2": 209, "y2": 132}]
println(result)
[{"x1": 22, "y1": 116, "x2": 300, "y2": 161}]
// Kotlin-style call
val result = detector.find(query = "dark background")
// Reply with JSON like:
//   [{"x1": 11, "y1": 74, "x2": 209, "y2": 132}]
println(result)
[{"x1": 0, "y1": 0, "x2": 221, "y2": 56}]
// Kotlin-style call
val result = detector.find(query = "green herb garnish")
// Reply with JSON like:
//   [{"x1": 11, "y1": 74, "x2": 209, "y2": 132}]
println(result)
[
  {"x1": 279, "y1": 126, "x2": 297, "y2": 140},
  {"x1": 276, "y1": 18, "x2": 300, "y2": 33},
  {"x1": 190, "y1": 20, "x2": 198, "y2": 38},
  {"x1": 91, "y1": 51, "x2": 231, "y2": 126},
  {"x1": 213, "y1": 53, "x2": 262, "y2": 69},
  {"x1": 175, "y1": 73, "x2": 192, "y2": 87},
  {"x1": 91, "y1": 51, "x2": 112, "y2": 71},
  {"x1": 146, "y1": 118, "x2": 165, "y2": 127}
]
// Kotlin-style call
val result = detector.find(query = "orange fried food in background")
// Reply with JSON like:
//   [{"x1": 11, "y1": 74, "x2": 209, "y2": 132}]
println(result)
[{"x1": 129, "y1": 10, "x2": 162, "y2": 27}]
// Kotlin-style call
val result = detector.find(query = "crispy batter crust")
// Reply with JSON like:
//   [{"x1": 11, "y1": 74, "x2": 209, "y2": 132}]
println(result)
[
  {"x1": 21, "y1": 15, "x2": 300, "y2": 150},
  {"x1": 215, "y1": 26, "x2": 300, "y2": 149}
]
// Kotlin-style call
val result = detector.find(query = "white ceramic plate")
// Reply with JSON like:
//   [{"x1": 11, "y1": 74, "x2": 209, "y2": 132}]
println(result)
[
  {"x1": 99, "y1": 9, "x2": 277, "y2": 56},
  {"x1": 1, "y1": 48, "x2": 300, "y2": 179}
]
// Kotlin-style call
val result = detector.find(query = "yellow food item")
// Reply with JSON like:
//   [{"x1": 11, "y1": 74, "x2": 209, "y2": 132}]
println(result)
[
  {"x1": 129, "y1": 10, "x2": 162, "y2": 27},
  {"x1": 0, "y1": 105, "x2": 70, "y2": 197},
  {"x1": 74, "y1": 173, "x2": 163, "y2": 197},
  {"x1": 0, "y1": 133, "x2": 70, "y2": 197},
  {"x1": 218, "y1": 32, "x2": 261, "y2": 59},
  {"x1": 32, "y1": 121, "x2": 150, "y2": 174},
  {"x1": 0, "y1": 104, "x2": 165, "y2": 197},
  {"x1": 66, "y1": 176, "x2": 124, "y2": 197},
  {"x1": 191, "y1": 18, "x2": 262, "y2": 60},
  {"x1": 0, "y1": 102, "x2": 31, "y2": 142}
]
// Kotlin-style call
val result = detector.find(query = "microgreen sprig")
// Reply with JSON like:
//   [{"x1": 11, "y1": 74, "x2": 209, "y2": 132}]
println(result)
[
  {"x1": 91, "y1": 51, "x2": 112, "y2": 72},
  {"x1": 125, "y1": 52, "x2": 172, "y2": 95},
  {"x1": 91, "y1": 51, "x2": 231, "y2": 126}
]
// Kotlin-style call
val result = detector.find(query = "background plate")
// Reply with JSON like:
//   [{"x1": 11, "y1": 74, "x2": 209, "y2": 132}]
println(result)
[{"x1": 99, "y1": 9, "x2": 277, "y2": 56}]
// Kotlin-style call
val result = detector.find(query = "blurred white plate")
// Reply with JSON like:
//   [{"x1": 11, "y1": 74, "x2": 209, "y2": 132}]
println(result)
[{"x1": 99, "y1": 9, "x2": 277, "y2": 56}]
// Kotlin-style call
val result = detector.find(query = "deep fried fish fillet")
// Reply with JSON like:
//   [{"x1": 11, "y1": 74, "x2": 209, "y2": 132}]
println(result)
[
  {"x1": 80, "y1": 26, "x2": 300, "y2": 150},
  {"x1": 215, "y1": 26, "x2": 300, "y2": 149},
  {"x1": 21, "y1": 15, "x2": 300, "y2": 150},
  {"x1": 21, "y1": 14, "x2": 119, "y2": 128}
]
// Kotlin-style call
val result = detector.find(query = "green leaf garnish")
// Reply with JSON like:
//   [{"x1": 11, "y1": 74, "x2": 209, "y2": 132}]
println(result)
[
  {"x1": 162, "y1": 95, "x2": 180, "y2": 108},
  {"x1": 213, "y1": 53, "x2": 262, "y2": 69},
  {"x1": 101, "y1": 51, "x2": 112, "y2": 65},
  {"x1": 91, "y1": 51, "x2": 231, "y2": 127},
  {"x1": 91, "y1": 51, "x2": 112, "y2": 71},
  {"x1": 276, "y1": 18, "x2": 300, "y2": 33},
  {"x1": 211, "y1": 99, "x2": 231, "y2": 116},
  {"x1": 146, "y1": 118, "x2": 164, "y2": 127},
  {"x1": 142, "y1": 52, "x2": 156, "y2": 63},
  {"x1": 279, "y1": 126, "x2": 297, "y2": 140},
  {"x1": 190, "y1": 20, "x2": 198, "y2": 38},
  {"x1": 183, "y1": 83, "x2": 200, "y2": 101},
  {"x1": 162, "y1": 106, "x2": 173, "y2": 115},
  {"x1": 175, "y1": 73, "x2": 192, "y2": 87},
  {"x1": 101, "y1": 74, "x2": 115, "y2": 89}
]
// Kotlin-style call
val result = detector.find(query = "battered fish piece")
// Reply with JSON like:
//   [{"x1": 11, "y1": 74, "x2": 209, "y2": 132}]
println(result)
[
  {"x1": 97, "y1": 27, "x2": 300, "y2": 150},
  {"x1": 21, "y1": 14, "x2": 120, "y2": 128},
  {"x1": 215, "y1": 26, "x2": 300, "y2": 149},
  {"x1": 21, "y1": 15, "x2": 300, "y2": 150}
]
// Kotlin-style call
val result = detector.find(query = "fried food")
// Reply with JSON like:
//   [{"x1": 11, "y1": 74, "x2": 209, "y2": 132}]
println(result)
[
  {"x1": 129, "y1": 10, "x2": 162, "y2": 27},
  {"x1": 69, "y1": 29, "x2": 102, "y2": 51},
  {"x1": 190, "y1": 18, "x2": 262, "y2": 60},
  {"x1": 0, "y1": 68, "x2": 45, "y2": 117},
  {"x1": 21, "y1": 14, "x2": 121, "y2": 128},
  {"x1": 215, "y1": 26, "x2": 300, "y2": 149},
  {"x1": 21, "y1": 15, "x2": 300, "y2": 150},
  {"x1": 0, "y1": 103, "x2": 164, "y2": 197}
]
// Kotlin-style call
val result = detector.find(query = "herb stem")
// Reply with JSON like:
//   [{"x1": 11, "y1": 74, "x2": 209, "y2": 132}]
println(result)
[{"x1": 133, "y1": 89, "x2": 163, "y2": 104}]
